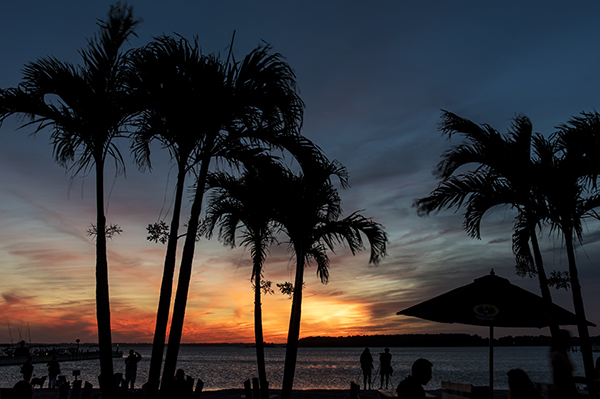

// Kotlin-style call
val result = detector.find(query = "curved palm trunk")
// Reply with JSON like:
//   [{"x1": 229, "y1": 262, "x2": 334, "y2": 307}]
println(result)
[
  {"x1": 253, "y1": 247, "x2": 268, "y2": 399},
  {"x1": 161, "y1": 155, "x2": 212, "y2": 393},
  {"x1": 528, "y1": 227, "x2": 559, "y2": 338},
  {"x1": 95, "y1": 159, "x2": 116, "y2": 399},
  {"x1": 281, "y1": 247, "x2": 305, "y2": 399},
  {"x1": 147, "y1": 163, "x2": 187, "y2": 398},
  {"x1": 564, "y1": 230, "x2": 598, "y2": 399}
]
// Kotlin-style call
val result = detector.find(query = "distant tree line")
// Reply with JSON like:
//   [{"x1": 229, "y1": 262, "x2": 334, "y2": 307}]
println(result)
[{"x1": 298, "y1": 333, "x2": 600, "y2": 348}]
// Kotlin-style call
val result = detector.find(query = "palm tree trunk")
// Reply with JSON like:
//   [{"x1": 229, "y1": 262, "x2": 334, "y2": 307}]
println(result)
[
  {"x1": 253, "y1": 248, "x2": 268, "y2": 399},
  {"x1": 161, "y1": 155, "x2": 212, "y2": 393},
  {"x1": 95, "y1": 159, "x2": 116, "y2": 399},
  {"x1": 528, "y1": 227, "x2": 559, "y2": 338},
  {"x1": 281, "y1": 247, "x2": 305, "y2": 399},
  {"x1": 147, "y1": 163, "x2": 187, "y2": 399},
  {"x1": 564, "y1": 230, "x2": 598, "y2": 399}
]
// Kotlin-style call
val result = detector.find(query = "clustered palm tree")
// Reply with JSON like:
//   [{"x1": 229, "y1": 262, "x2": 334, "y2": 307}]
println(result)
[
  {"x1": 0, "y1": 4, "x2": 387, "y2": 398},
  {"x1": 127, "y1": 34, "x2": 230, "y2": 397},
  {"x1": 415, "y1": 112, "x2": 557, "y2": 336},
  {"x1": 274, "y1": 157, "x2": 387, "y2": 399},
  {"x1": 201, "y1": 153, "x2": 388, "y2": 399},
  {"x1": 202, "y1": 161, "x2": 286, "y2": 399},
  {"x1": 415, "y1": 110, "x2": 600, "y2": 397}
]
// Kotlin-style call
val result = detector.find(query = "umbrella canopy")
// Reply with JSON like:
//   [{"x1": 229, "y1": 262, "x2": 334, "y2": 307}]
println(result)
[
  {"x1": 397, "y1": 269, "x2": 594, "y2": 328},
  {"x1": 397, "y1": 270, "x2": 595, "y2": 399}
]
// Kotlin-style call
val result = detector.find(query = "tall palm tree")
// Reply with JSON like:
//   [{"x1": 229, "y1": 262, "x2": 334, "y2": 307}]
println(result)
[
  {"x1": 536, "y1": 121, "x2": 600, "y2": 397},
  {"x1": 0, "y1": 5, "x2": 140, "y2": 397},
  {"x1": 127, "y1": 35, "x2": 227, "y2": 398},
  {"x1": 276, "y1": 159, "x2": 388, "y2": 399},
  {"x1": 414, "y1": 111, "x2": 558, "y2": 337},
  {"x1": 159, "y1": 42, "x2": 306, "y2": 391},
  {"x1": 202, "y1": 161, "x2": 287, "y2": 399}
]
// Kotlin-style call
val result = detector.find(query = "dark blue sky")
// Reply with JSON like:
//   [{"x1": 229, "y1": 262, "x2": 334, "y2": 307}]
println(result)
[{"x1": 1, "y1": 1, "x2": 600, "y2": 343}]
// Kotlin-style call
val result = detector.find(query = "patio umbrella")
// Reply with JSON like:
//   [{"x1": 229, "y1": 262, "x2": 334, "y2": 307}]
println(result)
[{"x1": 396, "y1": 269, "x2": 595, "y2": 398}]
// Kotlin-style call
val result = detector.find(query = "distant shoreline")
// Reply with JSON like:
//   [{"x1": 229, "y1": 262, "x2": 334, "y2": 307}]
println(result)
[{"x1": 5, "y1": 332, "x2": 600, "y2": 348}]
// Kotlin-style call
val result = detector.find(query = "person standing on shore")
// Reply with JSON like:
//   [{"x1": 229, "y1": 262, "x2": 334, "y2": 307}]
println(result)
[
  {"x1": 124, "y1": 349, "x2": 142, "y2": 390},
  {"x1": 396, "y1": 358, "x2": 433, "y2": 399},
  {"x1": 549, "y1": 329, "x2": 579, "y2": 399},
  {"x1": 379, "y1": 348, "x2": 393, "y2": 389},
  {"x1": 360, "y1": 347, "x2": 374, "y2": 390},
  {"x1": 47, "y1": 356, "x2": 61, "y2": 388},
  {"x1": 20, "y1": 356, "x2": 34, "y2": 382}
]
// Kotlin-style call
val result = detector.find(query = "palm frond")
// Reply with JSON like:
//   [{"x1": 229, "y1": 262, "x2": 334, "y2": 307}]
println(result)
[
  {"x1": 316, "y1": 211, "x2": 388, "y2": 265},
  {"x1": 436, "y1": 110, "x2": 505, "y2": 178},
  {"x1": 414, "y1": 171, "x2": 495, "y2": 216},
  {"x1": 511, "y1": 214, "x2": 535, "y2": 277},
  {"x1": 463, "y1": 179, "x2": 519, "y2": 239},
  {"x1": 231, "y1": 43, "x2": 304, "y2": 135},
  {"x1": 306, "y1": 245, "x2": 331, "y2": 284}
]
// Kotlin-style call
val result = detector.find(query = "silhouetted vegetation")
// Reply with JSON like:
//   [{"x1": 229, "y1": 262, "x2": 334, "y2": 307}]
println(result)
[
  {"x1": 0, "y1": 4, "x2": 141, "y2": 398},
  {"x1": 414, "y1": 111, "x2": 559, "y2": 338},
  {"x1": 270, "y1": 156, "x2": 387, "y2": 399},
  {"x1": 416, "y1": 110, "x2": 600, "y2": 397},
  {"x1": 202, "y1": 160, "x2": 294, "y2": 399},
  {"x1": 0, "y1": 4, "x2": 382, "y2": 396}
]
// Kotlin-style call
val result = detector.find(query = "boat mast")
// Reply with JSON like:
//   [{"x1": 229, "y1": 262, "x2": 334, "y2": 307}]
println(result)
[{"x1": 7, "y1": 322, "x2": 13, "y2": 345}]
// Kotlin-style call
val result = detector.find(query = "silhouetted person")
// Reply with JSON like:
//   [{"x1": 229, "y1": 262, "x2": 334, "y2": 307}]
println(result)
[
  {"x1": 20, "y1": 356, "x2": 34, "y2": 382},
  {"x1": 396, "y1": 358, "x2": 433, "y2": 399},
  {"x1": 360, "y1": 347, "x2": 374, "y2": 390},
  {"x1": 174, "y1": 369, "x2": 191, "y2": 399},
  {"x1": 124, "y1": 349, "x2": 142, "y2": 390},
  {"x1": 47, "y1": 356, "x2": 60, "y2": 389},
  {"x1": 550, "y1": 329, "x2": 579, "y2": 399},
  {"x1": 379, "y1": 348, "x2": 393, "y2": 389},
  {"x1": 12, "y1": 380, "x2": 34, "y2": 399},
  {"x1": 507, "y1": 368, "x2": 541, "y2": 399},
  {"x1": 57, "y1": 375, "x2": 69, "y2": 399}
]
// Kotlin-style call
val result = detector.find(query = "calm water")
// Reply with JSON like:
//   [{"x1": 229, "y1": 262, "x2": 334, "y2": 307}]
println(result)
[{"x1": 0, "y1": 346, "x2": 587, "y2": 390}]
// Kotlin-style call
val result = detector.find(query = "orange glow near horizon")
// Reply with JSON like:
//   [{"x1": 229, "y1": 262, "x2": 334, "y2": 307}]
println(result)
[{"x1": 2, "y1": 273, "x2": 410, "y2": 344}]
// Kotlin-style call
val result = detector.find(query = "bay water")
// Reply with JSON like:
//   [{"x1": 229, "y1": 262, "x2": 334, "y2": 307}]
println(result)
[{"x1": 0, "y1": 346, "x2": 587, "y2": 390}]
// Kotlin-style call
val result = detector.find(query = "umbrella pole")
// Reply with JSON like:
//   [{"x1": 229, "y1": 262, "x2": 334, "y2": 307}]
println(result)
[{"x1": 489, "y1": 325, "x2": 493, "y2": 399}]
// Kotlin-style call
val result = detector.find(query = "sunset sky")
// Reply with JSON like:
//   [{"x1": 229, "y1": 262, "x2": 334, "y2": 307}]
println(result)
[{"x1": 2, "y1": 1, "x2": 600, "y2": 344}]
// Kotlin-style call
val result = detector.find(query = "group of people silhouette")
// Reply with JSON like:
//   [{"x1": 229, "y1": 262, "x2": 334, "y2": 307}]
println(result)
[
  {"x1": 13, "y1": 348, "x2": 142, "y2": 397},
  {"x1": 359, "y1": 331, "x2": 598, "y2": 399},
  {"x1": 12, "y1": 348, "x2": 200, "y2": 399},
  {"x1": 359, "y1": 347, "x2": 395, "y2": 390},
  {"x1": 359, "y1": 348, "x2": 433, "y2": 398}
]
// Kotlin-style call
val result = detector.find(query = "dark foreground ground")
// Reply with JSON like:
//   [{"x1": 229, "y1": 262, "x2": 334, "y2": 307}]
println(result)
[{"x1": 20, "y1": 388, "x2": 512, "y2": 399}]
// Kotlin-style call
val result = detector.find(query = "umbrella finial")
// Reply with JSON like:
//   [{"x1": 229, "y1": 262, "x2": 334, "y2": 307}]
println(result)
[{"x1": 490, "y1": 269, "x2": 495, "y2": 276}]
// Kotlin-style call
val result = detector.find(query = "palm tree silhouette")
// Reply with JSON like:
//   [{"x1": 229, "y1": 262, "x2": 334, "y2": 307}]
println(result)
[
  {"x1": 153, "y1": 42, "x2": 306, "y2": 391},
  {"x1": 416, "y1": 110, "x2": 600, "y2": 397},
  {"x1": 0, "y1": 5, "x2": 140, "y2": 397},
  {"x1": 276, "y1": 158, "x2": 387, "y2": 399},
  {"x1": 536, "y1": 118, "x2": 600, "y2": 396},
  {"x1": 202, "y1": 160, "x2": 289, "y2": 399},
  {"x1": 128, "y1": 35, "x2": 228, "y2": 398},
  {"x1": 414, "y1": 111, "x2": 558, "y2": 337}
]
